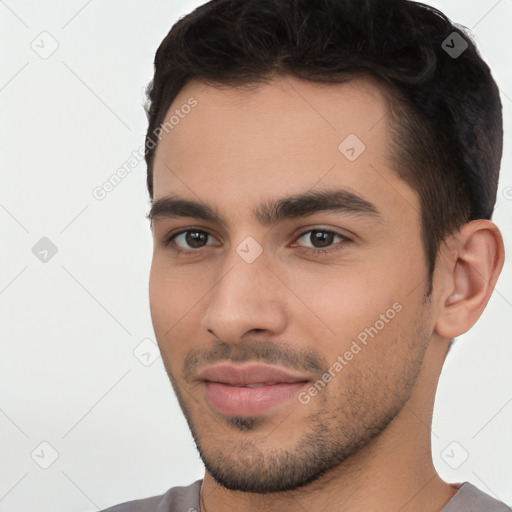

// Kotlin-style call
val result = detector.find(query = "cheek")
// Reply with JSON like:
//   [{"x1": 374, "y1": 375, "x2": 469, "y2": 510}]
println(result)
[
  {"x1": 285, "y1": 265, "x2": 398, "y2": 330},
  {"x1": 148, "y1": 258, "x2": 196, "y2": 340},
  {"x1": 148, "y1": 256, "x2": 218, "y2": 372},
  {"x1": 282, "y1": 254, "x2": 422, "y2": 360}
]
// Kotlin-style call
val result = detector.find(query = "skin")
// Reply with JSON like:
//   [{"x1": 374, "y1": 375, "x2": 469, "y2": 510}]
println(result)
[{"x1": 148, "y1": 75, "x2": 504, "y2": 512}]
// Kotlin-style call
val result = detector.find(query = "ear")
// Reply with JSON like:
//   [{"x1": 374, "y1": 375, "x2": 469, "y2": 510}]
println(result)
[{"x1": 434, "y1": 220, "x2": 505, "y2": 338}]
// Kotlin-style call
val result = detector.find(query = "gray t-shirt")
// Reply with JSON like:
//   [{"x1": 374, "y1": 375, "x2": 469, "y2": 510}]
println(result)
[{"x1": 100, "y1": 479, "x2": 511, "y2": 511}]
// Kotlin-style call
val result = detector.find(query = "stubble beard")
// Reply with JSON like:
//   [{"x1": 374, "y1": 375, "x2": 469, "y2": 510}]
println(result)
[{"x1": 160, "y1": 305, "x2": 431, "y2": 493}]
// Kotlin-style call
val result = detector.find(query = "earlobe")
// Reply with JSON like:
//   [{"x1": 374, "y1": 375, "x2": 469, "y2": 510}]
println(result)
[{"x1": 435, "y1": 220, "x2": 505, "y2": 339}]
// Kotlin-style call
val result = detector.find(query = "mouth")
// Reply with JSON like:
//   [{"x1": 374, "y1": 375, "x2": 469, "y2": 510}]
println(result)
[{"x1": 197, "y1": 363, "x2": 311, "y2": 416}]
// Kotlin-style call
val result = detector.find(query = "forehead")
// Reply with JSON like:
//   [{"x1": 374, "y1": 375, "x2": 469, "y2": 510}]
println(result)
[
  {"x1": 152, "y1": 75, "x2": 419, "y2": 225},
  {"x1": 154, "y1": 74, "x2": 390, "y2": 167}
]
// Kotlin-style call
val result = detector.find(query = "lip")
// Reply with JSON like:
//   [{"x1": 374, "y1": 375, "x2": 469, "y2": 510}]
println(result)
[
  {"x1": 198, "y1": 363, "x2": 311, "y2": 416},
  {"x1": 198, "y1": 362, "x2": 311, "y2": 385}
]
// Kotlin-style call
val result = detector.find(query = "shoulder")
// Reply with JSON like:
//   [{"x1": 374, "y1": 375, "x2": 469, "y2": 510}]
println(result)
[
  {"x1": 100, "y1": 479, "x2": 203, "y2": 512},
  {"x1": 443, "y1": 482, "x2": 511, "y2": 512}
]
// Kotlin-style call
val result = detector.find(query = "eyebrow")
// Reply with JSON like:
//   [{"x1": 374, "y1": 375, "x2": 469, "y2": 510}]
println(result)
[{"x1": 146, "y1": 188, "x2": 381, "y2": 227}]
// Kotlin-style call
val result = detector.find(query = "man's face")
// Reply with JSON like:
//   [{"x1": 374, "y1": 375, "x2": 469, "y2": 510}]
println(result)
[{"x1": 148, "y1": 76, "x2": 435, "y2": 492}]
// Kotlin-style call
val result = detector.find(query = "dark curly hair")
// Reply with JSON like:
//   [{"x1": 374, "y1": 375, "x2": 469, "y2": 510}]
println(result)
[{"x1": 143, "y1": 0, "x2": 503, "y2": 292}]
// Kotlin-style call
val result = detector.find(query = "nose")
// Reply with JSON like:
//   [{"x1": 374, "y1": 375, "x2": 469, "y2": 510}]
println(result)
[{"x1": 200, "y1": 249, "x2": 288, "y2": 344}]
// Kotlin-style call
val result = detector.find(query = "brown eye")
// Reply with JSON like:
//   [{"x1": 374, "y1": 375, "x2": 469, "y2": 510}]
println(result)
[
  {"x1": 183, "y1": 231, "x2": 209, "y2": 248},
  {"x1": 308, "y1": 231, "x2": 336, "y2": 248},
  {"x1": 164, "y1": 229, "x2": 220, "y2": 254},
  {"x1": 292, "y1": 228, "x2": 351, "y2": 256}
]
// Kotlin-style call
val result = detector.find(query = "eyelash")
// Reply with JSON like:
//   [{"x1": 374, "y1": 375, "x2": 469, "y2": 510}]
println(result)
[{"x1": 162, "y1": 227, "x2": 350, "y2": 256}]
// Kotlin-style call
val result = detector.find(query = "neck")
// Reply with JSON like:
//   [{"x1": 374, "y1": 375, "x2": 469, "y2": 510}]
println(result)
[{"x1": 200, "y1": 336, "x2": 457, "y2": 512}]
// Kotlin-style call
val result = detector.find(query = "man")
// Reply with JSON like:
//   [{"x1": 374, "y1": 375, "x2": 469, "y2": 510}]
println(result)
[{"x1": 103, "y1": 0, "x2": 509, "y2": 510}]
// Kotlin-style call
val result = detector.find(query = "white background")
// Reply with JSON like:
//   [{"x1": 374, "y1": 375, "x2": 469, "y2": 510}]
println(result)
[{"x1": 1, "y1": 1, "x2": 511, "y2": 511}]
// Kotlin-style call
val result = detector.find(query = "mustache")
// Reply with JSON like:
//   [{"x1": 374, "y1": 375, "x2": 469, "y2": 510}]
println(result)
[{"x1": 181, "y1": 340, "x2": 327, "y2": 381}]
